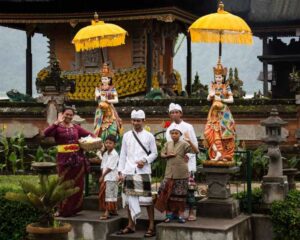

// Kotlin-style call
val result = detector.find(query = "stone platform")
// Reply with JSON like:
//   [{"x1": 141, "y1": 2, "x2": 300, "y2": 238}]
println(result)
[
  {"x1": 156, "y1": 214, "x2": 252, "y2": 240},
  {"x1": 57, "y1": 208, "x2": 165, "y2": 240},
  {"x1": 58, "y1": 210, "x2": 252, "y2": 240}
]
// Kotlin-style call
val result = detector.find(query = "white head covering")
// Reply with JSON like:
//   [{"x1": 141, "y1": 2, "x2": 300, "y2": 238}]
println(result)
[
  {"x1": 169, "y1": 103, "x2": 182, "y2": 113},
  {"x1": 169, "y1": 124, "x2": 183, "y2": 135},
  {"x1": 131, "y1": 109, "x2": 145, "y2": 119}
]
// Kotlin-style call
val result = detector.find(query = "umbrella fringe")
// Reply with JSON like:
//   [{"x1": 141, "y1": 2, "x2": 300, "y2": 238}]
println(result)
[
  {"x1": 190, "y1": 30, "x2": 253, "y2": 45},
  {"x1": 73, "y1": 35, "x2": 126, "y2": 52}
]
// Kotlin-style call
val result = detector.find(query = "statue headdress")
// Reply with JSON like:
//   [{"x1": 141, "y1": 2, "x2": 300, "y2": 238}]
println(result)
[
  {"x1": 101, "y1": 62, "x2": 114, "y2": 78},
  {"x1": 213, "y1": 58, "x2": 227, "y2": 76}
]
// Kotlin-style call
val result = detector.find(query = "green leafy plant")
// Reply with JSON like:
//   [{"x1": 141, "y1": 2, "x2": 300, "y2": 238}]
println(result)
[
  {"x1": 152, "y1": 131, "x2": 167, "y2": 181},
  {"x1": 252, "y1": 145, "x2": 269, "y2": 180},
  {"x1": 234, "y1": 187, "x2": 263, "y2": 213},
  {"x1": 0, "y1": 130, "x2": 28, "y2": 173},
  {"x1": 29, "y1": 146, "x2": 57, "y2": 162},
  {"x1": 0, "y1": 135, "x2": 10, "y2": 171},
  {"x1": 271, "y1": 190, "x2": 300, "y2": 240},
  {"x1": 8, "y1": 152, "x2": 20, "y2": 175},
  {"x1": 12, "y1": 132, "x2": 28, "y2": 170},
  {"x1": 5, "y1": 175, "x2": 79, "y2": 227},
  {"x1": 0, "y1": 188, "x2": 41, "y2": 240},
  {"x1": 286, "y1": 156, "x2": 300, "y2": 169}
]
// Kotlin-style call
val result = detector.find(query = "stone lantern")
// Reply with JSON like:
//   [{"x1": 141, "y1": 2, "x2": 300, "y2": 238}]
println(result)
[{"x1": 260, "y1": 108, "x2": 288, "y2": 205}]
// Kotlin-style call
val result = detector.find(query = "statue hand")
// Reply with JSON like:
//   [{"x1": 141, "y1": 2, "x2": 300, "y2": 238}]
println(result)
[{"x1": 214, "y1": 95, "x2": 221, "y2": 101}]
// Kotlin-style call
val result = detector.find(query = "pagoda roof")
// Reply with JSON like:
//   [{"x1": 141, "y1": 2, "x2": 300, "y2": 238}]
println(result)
[
  {"x1": 0, "y1": 0, "x2": 300, "y2": 36},
  {"x1": 0, "y1": 0, "x2": 207, "y2": 24}
]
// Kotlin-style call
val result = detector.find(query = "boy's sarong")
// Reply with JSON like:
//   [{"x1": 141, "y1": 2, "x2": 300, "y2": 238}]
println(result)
[{"x1": 155, "y1": 178, "x2": 188, "y2": 212}]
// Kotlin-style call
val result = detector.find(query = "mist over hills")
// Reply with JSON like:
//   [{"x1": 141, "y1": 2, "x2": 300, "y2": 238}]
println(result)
[{"x1": 0, "y1": 27, "x2": 263, "y2": 97}]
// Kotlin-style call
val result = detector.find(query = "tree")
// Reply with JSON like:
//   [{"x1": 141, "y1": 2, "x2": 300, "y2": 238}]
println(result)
[
  {"x1": 191, "y1": 72, "x2": 208, "y2": 98},
  {"x1": 228, "y1": 67, "x2": 246, "y2": 99}
]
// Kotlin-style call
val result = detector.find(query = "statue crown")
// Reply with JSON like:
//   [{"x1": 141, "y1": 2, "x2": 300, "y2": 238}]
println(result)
[
  {"x1": 101, "y1": 63, "x2": 114, "y2": 78},
  {"x1": 213, "y1": 59, "x2": 227, "y2": 76}
]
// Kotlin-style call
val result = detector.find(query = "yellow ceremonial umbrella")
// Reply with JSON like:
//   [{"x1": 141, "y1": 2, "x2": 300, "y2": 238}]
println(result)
[
  {"x1": 188, "y1": 1, "x2": 253, "y2": 58},
  {"x1": 72, "y1": 12, "x2": 127, "y2": 52}
]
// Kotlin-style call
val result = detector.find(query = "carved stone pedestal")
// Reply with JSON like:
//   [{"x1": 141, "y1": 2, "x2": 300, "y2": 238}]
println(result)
[
  {"x1": 261, "y1": 176, "x2": 288, "y2": 205},
  {"x1": 197, "y1": 166, "x2": 240, "y2": 219}
]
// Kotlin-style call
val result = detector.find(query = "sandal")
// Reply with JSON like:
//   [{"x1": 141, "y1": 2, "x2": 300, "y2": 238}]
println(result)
[
  {"x1": 144, "y1": 229, "x2": 156, "y2": 238},
  {"x1": 187, "y1": 216, "x2": 197, "y2": 221},
  {"x1": 109, "y1": 211, "x2": 119, "y2": 216},
  {"x1": 163, "y1": 213, "x2": 173, "y2": 223},
  {"x1": 99, "y1": 215, "x2": 110, "y2": 220},
  {"x1": 116, "y1": 226, "x2": 135, "y2": 235},
  {"x1": 178, "y1": 216, "x2": 186, "y2": 223}
]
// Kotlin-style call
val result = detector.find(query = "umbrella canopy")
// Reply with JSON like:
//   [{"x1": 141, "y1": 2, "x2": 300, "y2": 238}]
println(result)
[
  {"x1": 189, "y1": 1, "x2": 253, "y2": 45},
  {"x1": 72, "y1": 13, "x2": 127, "y2": 52}
]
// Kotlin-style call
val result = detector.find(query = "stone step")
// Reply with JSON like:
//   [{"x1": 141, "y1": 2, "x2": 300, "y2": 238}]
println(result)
[
  {"x1": 109, "y1": 230, "x2": 156, "y2": 240},
  {"x1": 57, "y1": 210, "x2": 122, "y2": 240},
  {"x1": 156, "y1": 214, "x2": 252, "y2": 240},
  {"x1": 57, "y1": 208, "x2": 165, "y2": 240}
]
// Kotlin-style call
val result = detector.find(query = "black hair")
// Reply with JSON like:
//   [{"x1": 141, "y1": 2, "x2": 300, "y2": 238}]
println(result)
[
  {"x1": 105, "y1": 134, "x2": 117, "y2": 143},
  {"x1": 62, "y1": 105, "x2": 76, "y2": 114}
]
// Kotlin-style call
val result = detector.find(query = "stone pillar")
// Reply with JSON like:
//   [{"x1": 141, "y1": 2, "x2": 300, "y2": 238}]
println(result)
[
  {"x1": 197, "y1": 166, "x2": 240, "y2": 218},
  {"x1": 37, "y1": 95, "x2": 65, "y2": 125},
  {"x1": 261, "y1": 108, "x2": 288, "y2": 206},
  {"x1": 26, "y1": 32, "x2": 33, "y2": 96},
  {"x1": 186, "y1": 33, "x2": 192, "y2": 96}
]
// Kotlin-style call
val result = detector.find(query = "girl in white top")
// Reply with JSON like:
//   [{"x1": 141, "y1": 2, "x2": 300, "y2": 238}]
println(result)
[{"x1": 98, "y1": 134, "x2": 119, "y2": 220}]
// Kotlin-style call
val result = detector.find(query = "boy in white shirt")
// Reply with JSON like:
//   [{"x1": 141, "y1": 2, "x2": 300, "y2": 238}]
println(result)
[{"x1": 98, "y1": 135, "x2": 119, "y2": 220}]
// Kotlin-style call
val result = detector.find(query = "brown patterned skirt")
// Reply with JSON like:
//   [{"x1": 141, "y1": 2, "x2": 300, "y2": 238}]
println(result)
[{"x1": 155, "y1": 178, "x2": 188, "y2": 212}]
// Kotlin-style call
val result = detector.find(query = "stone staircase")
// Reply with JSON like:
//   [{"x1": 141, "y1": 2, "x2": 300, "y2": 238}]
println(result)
[
  {"x1": 57, "y1": 196, "x2": 252, "y2": 240},
  {"x1": 57, "y1": 196, "x2": 164, "y2": 240}
]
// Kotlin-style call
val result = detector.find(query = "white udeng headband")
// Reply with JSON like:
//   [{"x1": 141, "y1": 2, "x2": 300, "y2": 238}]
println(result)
[
  {"x1": 131, "y1": 109, "x2": 145, "y2": 119},
  {"x1": 169, "y1": 103, "x2": 182, "y2": 113}
]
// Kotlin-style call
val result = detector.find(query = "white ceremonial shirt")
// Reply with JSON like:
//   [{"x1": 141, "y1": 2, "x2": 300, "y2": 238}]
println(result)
[
  {"x1": 101, "y1": 149, "x2": 119, "y2": 182},
  {"x1": 166, "y1": 120, "x2": 198, "y2": 172},
  {"x1": 118, "y1": 129, "x2": 158, "y2": 175}
]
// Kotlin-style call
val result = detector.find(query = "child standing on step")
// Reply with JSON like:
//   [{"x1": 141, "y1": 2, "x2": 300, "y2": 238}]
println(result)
[
  {"x1": 155, "y1": 125, "x2": 199, "y2": 223},
  {"x1": 98, "y1": 134, "x2": 119, "y2": 220}
]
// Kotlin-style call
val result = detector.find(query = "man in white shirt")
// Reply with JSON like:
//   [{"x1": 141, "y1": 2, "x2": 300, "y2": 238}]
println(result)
[
  {"x1": 117, "y1": 109, "x2": 158, "y2": 237},
  {"x1": 165, "y1": 103, "x2": 198, "y2": 221}
]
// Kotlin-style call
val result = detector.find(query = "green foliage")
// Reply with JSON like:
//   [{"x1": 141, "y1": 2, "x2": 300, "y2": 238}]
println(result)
[
  {"x1": 8, "y1": 151, "x2": 19, "y2": 174},
  {"x1": 234, "y1": 187, "x2": 263, "y2": 213},
  {"x1": 228, "y1": 67, "x2": 246, "y2": 99},
  {"x1": 29, "y1": 146, "x2": 57, "y2": 162},
  {"x1": 0, "y1": 134, "x2": 10, "y2": 170},
  {"x1": 0, "y1": 186, "x2": 41, "y2": 240},
  {"x1": 152, "y1": 132, "x2": 167, "y2": 181},
  {"x1": 12, "y1": 132, "x2": 28, "y2": 170},
  {"x1": 0, "y1": 130, "x2": 28, "y2": 173},
  {"x1": 252, "y1": 145, "x2": 269, "y2": 180},
  {"x1": 5, "y1": 174, "x2": 79, "y2": 227},
  {"x1": 191, "y1": 72, "x2": 208, "y2": 98},
  {"x1": 286, "y1": 155, "x2": 300, "y2": 169},
  {"x1": 271, "y1": 190, "x2": 300, "y2": 240}
]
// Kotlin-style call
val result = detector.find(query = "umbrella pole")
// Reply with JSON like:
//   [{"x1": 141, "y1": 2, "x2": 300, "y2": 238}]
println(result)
[
  {"x1": 219, "y1": 41, "x2": 222, "y2": 59},
  {"x1": 218, "y1": 32, "x2": 222, "y2": 59},
  {"x1": 100, "y1": 48, "x2": 105, "y2": 64}
]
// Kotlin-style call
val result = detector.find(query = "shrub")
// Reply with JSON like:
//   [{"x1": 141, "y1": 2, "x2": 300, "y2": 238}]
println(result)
[
  {"x1": 271, "y1": 190, "x2": 300, "y2": 240},
  {"x1": 234, "y1": 187, "x2": 263, "y2": 213},
  {"x1": 0, "y1": 187, "x2": 41, "y2": 240}
]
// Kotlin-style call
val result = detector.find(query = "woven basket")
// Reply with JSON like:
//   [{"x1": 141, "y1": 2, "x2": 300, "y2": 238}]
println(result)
[{"x1": 78, "y1": 139, "x2": 103, "y2": 151}]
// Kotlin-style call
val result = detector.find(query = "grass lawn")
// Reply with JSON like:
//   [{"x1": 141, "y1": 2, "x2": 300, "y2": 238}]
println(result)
[{"x1": 0, "y1": 175, "x2": 39, "y2": 192}]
